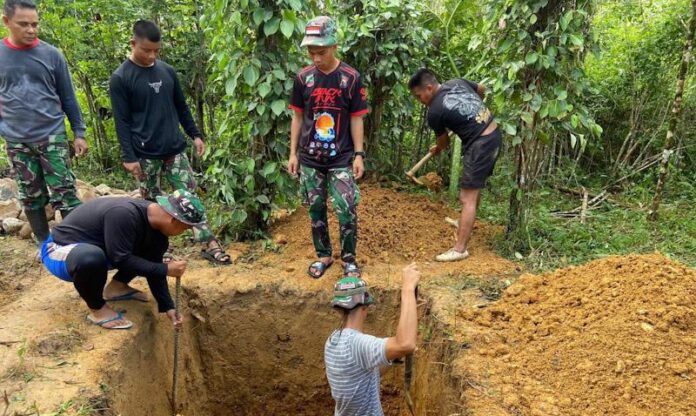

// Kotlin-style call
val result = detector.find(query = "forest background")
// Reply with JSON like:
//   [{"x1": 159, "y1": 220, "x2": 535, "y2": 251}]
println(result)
[{"x1": 1, "y1": 0, "x2": 694, "y2": 271}]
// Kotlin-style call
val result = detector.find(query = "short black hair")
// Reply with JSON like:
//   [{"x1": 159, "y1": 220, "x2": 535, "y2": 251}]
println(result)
[
  {"x1": 408, "y1": 68, "x2": 440, "y2": 89},
  {"x1": 3, "y1": 0, "x2": 36, "y2": 18},
  {"x1": 133, "y1": 20, "x2": 161, "y2": 42}
]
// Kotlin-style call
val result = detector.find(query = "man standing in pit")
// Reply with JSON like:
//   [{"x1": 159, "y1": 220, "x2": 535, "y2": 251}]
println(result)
[
  {"x1": 0, "y1": 0, "x2": 87, "y2": 243},
  {"x1": 287, "y1": 16, "x2": 369, "y2": 279},
  {"x1": 109, "y1": 20, "x2": 231, "y2": 265},
  {"x1": 409, "y1": 68, "x2": 502, "y2": 262},
  {"x1": 325, "y1": 263, "x2": 420, "y2": 415}
]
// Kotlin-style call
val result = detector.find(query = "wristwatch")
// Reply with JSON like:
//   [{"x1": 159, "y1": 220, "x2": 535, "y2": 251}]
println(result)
[{"x1": 354, "y1": 151, "x2": 366, "y2": 159}]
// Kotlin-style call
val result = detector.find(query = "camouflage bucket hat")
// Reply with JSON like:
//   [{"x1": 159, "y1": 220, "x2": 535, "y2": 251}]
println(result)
[
  {"x1": 156, "y1": 189, "x2": 206, "y2": 226},
  {"x1": 301, "y1": 16, "x2": 337, "y2": 47},
  {"x1": 332, "y1": 276, "x2": 374, "y2": 310}
]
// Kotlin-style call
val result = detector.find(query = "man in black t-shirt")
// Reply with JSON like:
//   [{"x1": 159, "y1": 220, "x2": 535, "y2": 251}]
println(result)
[
  {"x1": 109, "y1": 20, "x2": 230, "y2": 265},
  {"x1": 287, "y1": 16, "x2": 369, "y2": 279},
  {"x1": 40, "y1": 189, "x2": 204, "y2": 330},
  {"x1": 409, "y1": 68, "x2": 502, "y2": 262}
]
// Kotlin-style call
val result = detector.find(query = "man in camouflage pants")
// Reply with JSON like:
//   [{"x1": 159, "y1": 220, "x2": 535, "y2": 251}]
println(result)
[
  {"x1": 109, "y1": 20, "x2": 229, "y2": 264},
  {"x1": 1, "y1": 0, "x2": 88, "y2": 243},
  {"x1": 288, "y1": 16, "x2": 369, "y2": 278}
]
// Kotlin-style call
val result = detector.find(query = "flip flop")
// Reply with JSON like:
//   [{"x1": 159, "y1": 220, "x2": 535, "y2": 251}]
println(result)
[
  {"x1": 104, "y1": 290, "x2": 148, "y2": 302},
  {"x1": 435, "y1": 248, "x2": 470, "y2": 262},
  {"x1": 86, "y1": 312, "x2": 133, "y2": 330},
  {"x1": 308, "y1": 260, "x2": 333, "y2": 279}
]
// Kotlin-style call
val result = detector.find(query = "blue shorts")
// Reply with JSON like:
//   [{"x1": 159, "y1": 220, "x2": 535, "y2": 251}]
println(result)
[{"x1": 41, "y1": 235, "x2": 79, "y2": 282}]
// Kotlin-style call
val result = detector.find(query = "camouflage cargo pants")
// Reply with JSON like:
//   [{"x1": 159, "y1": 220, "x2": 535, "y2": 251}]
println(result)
[
  {"x1": 5, "y1": 134, "x2": 81, "y2": 212},
  {"x1": 138, "y1": 152, "x2": 214, "y2": 243},
  {"x1": 300, "y1": 165, "x2": 360, "y2": 263}
]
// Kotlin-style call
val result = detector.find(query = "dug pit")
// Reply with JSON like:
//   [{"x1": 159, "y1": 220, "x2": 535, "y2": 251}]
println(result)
[{"x1": 107, "y1": 285, "x2": 462, "y2": 416}]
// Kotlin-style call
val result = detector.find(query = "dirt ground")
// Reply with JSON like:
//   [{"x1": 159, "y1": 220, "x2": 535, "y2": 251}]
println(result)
[
  {"x1": 457, "y1": 253, "x2": 696, "y2": 416},
  {"x1": 0, "y1": 183, "x2": 694, "y2": 415}
]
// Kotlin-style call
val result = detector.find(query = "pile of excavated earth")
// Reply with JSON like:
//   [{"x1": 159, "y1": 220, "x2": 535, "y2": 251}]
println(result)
[
  {"x1": 0, "y1": 176, "x2": 694, "y2": 415},
  {"x1": 458, "y1": 253, "x2": 696, "y2": 416}
]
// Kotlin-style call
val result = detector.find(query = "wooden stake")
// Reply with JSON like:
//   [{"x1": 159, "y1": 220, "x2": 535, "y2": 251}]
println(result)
[{"x1": 172, "y1": 276, "x2": 181, "y2": 415}]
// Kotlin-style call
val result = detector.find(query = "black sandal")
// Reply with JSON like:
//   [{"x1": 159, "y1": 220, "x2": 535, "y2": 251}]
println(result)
[
  {"x1": 307, "y1": 260, "x2": 333, "y2": 279},
  {"x1": 201, "y1": 246, "x2": 232, "y2": 265}
]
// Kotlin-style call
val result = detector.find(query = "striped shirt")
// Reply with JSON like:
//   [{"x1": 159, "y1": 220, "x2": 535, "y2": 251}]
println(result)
[{"x1": 324, "y1": 328, "x2": 391, "y2": 416}]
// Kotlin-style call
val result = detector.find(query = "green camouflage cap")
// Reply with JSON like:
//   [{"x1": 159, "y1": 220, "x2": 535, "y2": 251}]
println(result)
[
  {"x1": 156, "y1": 189, "x2": 206, "y2": 226},
  {"x1": 332, "y1": 276, "x2": 374, "y2": 310},
  {"x1": 301, "y1": 16, "x2": 337, "y2": 47}
]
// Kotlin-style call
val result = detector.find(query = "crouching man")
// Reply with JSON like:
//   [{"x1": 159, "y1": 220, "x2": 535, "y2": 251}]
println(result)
[{"x1": 40, "y1": 189, "x2": 204, "y2": 330}]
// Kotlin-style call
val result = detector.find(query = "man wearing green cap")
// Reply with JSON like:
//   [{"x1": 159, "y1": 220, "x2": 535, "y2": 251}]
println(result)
[
  {"x1": 288, "y1": 16, "x2": 369, "y2": 279},
  {"x1": 40, "y1": 189, "x2": 203, "y2": 330},
  {"x1": 324, "y1": 263, "x2": 421, "y2": 415}
]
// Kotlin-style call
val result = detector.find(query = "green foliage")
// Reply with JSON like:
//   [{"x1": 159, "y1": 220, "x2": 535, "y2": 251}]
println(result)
[
  {"x1": 335, "y1": 0, "x2": 432, "y2": 173},
  {"x1": 204, "y1": 0, "x2": 313, "y2": 238},
  {"x1": 584, "y1": 0, "x2": 695, "y2": 177},
  {"x1": 484, "y1": 0, "x2": 603, "y2": 147}
]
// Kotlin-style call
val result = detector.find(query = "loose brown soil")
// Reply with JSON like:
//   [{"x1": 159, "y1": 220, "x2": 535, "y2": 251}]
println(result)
[
  {"x1": 458, "y1": 253, "x2": 696, "y2": 416},
  {"x1": 1, "y1": 182, "x2": 694, "y2": 416}
]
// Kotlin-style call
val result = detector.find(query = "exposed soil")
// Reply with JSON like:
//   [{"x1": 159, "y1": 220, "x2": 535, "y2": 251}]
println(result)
[
  {"x1": 0, "y1": 183, "x2": 515, "y2": 415},
  {"x1": 3, "y1": 182, "x2": 694, "y2": 416},
  {"x1": 458, "y1": 253, "x2": 696, "y2": 416},
  {"x1": 109, "y1": 287, "x2": 460, "y2": 416},
  {"x1": 274, "y1": 183, "x2": 514, "y2": 277}
]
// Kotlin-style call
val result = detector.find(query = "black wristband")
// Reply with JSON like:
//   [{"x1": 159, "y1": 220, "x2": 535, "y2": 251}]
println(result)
[{"x1": 354, "y1": 151, "x2": 366, "y2": 159}]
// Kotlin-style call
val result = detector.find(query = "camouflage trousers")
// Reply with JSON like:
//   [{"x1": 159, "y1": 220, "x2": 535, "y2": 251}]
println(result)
[
  {"x1": 300, "y1": 165, "x2": 360, "y2": 263},
  {"x1": 5, "y1": 134, "x2": 81, "y2": 212},
  {"x1": 138, "y1": 152, "x2": 214, "y2": 243}
]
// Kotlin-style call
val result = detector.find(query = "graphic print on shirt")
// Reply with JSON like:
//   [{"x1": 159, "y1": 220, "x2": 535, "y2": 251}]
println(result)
[
  {"x1": 310, "y1": 112, "x2": 338, "y2": 158},
  {"x1": 306, "y1": 73, "x2": 315, "y2": 88},
  {"x1": 149, "y1": 80, "x2": 163, "y2": 94},
  {"x1": 443, "y1": 85, "x2": 491, "y2": 124},
  {"x1": 311, "y1": 88, "x2": 341, "y2": 106}
]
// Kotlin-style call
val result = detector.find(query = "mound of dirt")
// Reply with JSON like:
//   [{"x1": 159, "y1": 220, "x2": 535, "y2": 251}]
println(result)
[
  {"x1": 459, "y1": 254, "x2": 696, "y2": 416},
  {"x1": 273, "y1": 184, "x2": 459, "y2": 262}
]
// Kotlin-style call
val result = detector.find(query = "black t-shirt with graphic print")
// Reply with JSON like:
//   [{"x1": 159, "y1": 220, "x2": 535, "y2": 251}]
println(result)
[
  {"x1": 109, "y1": 59, "x2": 202, "y2": 163},
  {"x1": 427, "y1": 79, "x2": 494, "y2": 148},
  {"x1": 289, "y1": 62, "x2": 369, "y2": 169}
]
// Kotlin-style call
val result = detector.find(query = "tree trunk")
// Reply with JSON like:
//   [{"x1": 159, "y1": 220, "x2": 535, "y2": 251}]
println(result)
[
  {"x1": 647, "y1": 0, "x2": 695, "y2": 221},
  {"x1": 79, "y1": 73, "x2": 110, "y2": 168}
]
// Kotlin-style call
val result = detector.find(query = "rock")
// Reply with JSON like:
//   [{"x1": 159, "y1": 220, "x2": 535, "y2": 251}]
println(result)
[
  {"x1": 111, "y1": 188, "x2": 127, "y2": 195},
  {"x1": 54, "y1": 210, "x2": 62, "y2": 224},
  {"x1": 95, "y1": 184, "x2": 112, "y2": 195},
  {"x1": 273, "y1": 234, "x2": 288, "y2": 245},
  {"x1": 18, "y1": 223, "x2": 32, "y2": 240},
  {"x1": 615, "y1": 360, "x2": 625, "y2": 374},
  {"x1": 640, "y1": 322, "x2": 654, "y2": 332},
  {"x1": 0, "y1": 199, "x2": 21, "y2": 220},
  {"x1": 129, "y1": 190, "x2": 141, "y2": 199},
  {"x1": 77, "y1": 186, "x2": 97, "y2": 202},
  {"x1": 506, "y1": 283, "x2": 526, "y2": 296},
  {"x1": 2, "y1": 218, "x2": 25, "y2": 235},
  {"x1": 0, "y1": 178, "x2": 18, "y2": 200}
]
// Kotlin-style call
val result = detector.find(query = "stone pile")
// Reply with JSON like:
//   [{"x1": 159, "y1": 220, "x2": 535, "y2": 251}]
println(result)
[{"x1": 0, "y1": 178, "x2": 140, "y2": 239}]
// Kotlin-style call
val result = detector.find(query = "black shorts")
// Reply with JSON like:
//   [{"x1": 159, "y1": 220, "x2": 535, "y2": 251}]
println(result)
[{"x1": 459, "y1": 128, "x2": 502, "y2": 189}]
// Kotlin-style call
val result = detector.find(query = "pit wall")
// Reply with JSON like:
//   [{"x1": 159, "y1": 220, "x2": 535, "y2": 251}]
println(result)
[{"x1": 108, "y1": 286, "x2": 461, "y2": 416}]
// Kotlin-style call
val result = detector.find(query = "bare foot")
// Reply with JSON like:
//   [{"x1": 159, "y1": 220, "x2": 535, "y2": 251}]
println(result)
[{"x1": 103, "y1": 280, "x2": 149, "y2": 302}]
